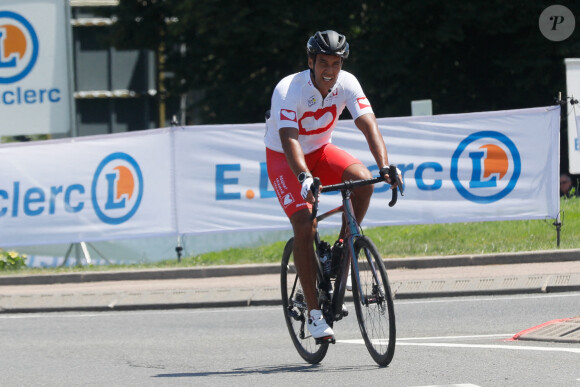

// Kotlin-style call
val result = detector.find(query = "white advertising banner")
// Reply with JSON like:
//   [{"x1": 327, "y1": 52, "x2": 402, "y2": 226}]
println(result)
[
  {"x1": 565, "y1": 58, "x2": 580, "y2": 174},
  {"x1": 0, "y1": 106, "x2": 560, "y2": 247},
  {"x1": 0, "y1": 129, "x2": 175, "y2": 246},
  {"x1": 177, "y1": 106, "x2": 560, "y2": 234},
  {"x1": 0, "y1": 0, "x2": 73, "y2": 135}
]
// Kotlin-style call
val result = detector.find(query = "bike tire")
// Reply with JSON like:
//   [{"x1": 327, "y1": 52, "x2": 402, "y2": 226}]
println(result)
[
  {"x1": 280, "y1": 238, "x2": 329, "y2": 364},
  {"x1": 351, "y1": 236, "x2": 396, "y2": 367}
]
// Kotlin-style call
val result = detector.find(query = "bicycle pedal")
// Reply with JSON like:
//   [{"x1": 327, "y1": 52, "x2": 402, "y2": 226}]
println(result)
[{"x1": 315, "y1": 335, "x2": 336, "y2": 345}]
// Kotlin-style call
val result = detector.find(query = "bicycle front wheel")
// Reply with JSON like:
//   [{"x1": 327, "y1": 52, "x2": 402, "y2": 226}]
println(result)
[
  {"x1": 351, "y1": 236, "x2": 396, "y2": 367},
  {"x1": 280, "y1": 238, "x2": 329, "y2": 364}
]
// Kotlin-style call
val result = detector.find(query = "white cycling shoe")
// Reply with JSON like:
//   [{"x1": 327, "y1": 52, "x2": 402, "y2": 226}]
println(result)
[{"x1": 307, "y1": 309, "x2": 334, "y2": 339}]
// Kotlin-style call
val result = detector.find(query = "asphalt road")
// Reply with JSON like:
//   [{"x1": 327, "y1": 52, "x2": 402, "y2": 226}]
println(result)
[{"x1": 1, "y1": 292, "x2": 578, "y2": 386}]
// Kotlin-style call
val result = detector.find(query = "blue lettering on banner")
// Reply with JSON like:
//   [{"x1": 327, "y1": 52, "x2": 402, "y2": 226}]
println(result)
[
  {"x1": 65, "y1": 184, "x2": 84, "y2": 213},
  {"x1": 415, "y1": 162, "x2": 443, "y2": 191},
  {"x1": 0, "y1": 28, "x2": 16, "y2": 68},
  {"x1": 0, "y1": 189, "x2": 6, "y2": 216},
  {"x1": 49, "y1": 186, "x2": 63, "y2": 214},
  {"x1": 468, "y1": 151, "x2": 496, "y2": 188},
  {"x1": 213, "y1": 162, "x2": 452, "y2": 201},
  {"x1": 105, "y1": 173, "x2": 125, "y2": 209},
  {"x1": 213, "y1": 149, "x2": 529, "y2": 203},
  {"x1": 12, "y1": 181, "x2": 19, "y2": 217},
  {"x1": 0, "y1": 87, "x2": 61, "y2": 105},
  {"x1": 91, "y1": 152, "x2": 143, "y2": 225},
  {"x1": 216, "y1": 164, "x2": 241, "y2": 200},
  {"x1": 215, "y1": 163, "x2": 279, "y2": 200},
  {"x1": 0, "y1": 153, "x2": 142, "y2": 225},
  {"x1": 23, "y1": 187, "x2": 44, "y2": 216},
  {"x1": 0, "y1": 182, "x2": 85, "y2": 217},
  {"x1": 0, "y1": 11, "x2": 39, "y2": 84},
  {"x1": 451, "y1": 131, "x2": 521, "y2": 204}
]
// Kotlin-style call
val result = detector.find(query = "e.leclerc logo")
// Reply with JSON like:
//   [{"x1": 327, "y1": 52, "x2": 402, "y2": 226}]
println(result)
[
  {"x1": 0, "y1": 11, "x2": 38, "y2": 84},
  {"x1": 92, "y1": 152, "x2": 144, "y2": 225},
  {"x1": 451, "y1": 131, "x2": 521, "y2": 204}
]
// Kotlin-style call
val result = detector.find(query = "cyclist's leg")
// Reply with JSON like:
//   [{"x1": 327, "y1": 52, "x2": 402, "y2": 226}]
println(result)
[
  {"x1": 342, "y1": 163, "x2": 373, "y2": 224},
  {"x1": 289, "y1": 208, "x2": 318, "y2": 312},
  {"x1": 289, "y1": 209, "x2": 334, "y2": 340},
  {"x1": 314, "y1": 144, "x2": 373, "y2": 235},
  {"x1": 266, "y1": 148, "x2": 323, "y2": 317}
]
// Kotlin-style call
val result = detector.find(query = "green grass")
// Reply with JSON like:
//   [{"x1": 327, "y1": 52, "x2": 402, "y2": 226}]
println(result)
[
  {"x1": 184, "y1": 197, "x2": 578, "y2": 265},
  {"x1": 4, "y1": 197, "x2": 579, "y2": 274}
]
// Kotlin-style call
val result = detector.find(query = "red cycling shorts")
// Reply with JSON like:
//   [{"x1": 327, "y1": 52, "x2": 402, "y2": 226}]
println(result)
[{"x1": 266, "y1": 143, "x2": 363, "y2": 218}]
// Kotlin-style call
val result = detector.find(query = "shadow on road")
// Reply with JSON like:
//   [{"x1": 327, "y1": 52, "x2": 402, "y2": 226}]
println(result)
[{"x1": 153, "y1": 363, "x2": 377, "y2": 377}]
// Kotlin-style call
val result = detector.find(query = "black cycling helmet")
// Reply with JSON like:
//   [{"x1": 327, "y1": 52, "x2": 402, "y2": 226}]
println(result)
[{"x1": 306, "y1": 30, "x2": 349, "y2": 59}]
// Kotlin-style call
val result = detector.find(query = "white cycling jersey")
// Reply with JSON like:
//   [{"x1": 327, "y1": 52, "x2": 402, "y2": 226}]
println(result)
[{"x1": 264, "y1": 69, "x2": 373, "y2": 154}]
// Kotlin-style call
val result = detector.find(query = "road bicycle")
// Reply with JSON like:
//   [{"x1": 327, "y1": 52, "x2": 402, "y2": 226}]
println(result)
[{"x1": 281, "y1": 165, "x2": 402, "y2": 367}]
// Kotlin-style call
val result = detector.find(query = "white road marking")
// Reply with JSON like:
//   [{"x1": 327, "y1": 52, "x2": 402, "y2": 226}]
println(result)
[
  {"x1": 410, "y1": 385, "x2": 480, "y2": 387},
  {"x1": 338, "y1": 339, "x2": 580, "y2": 354},
  {"x1": 395, "y1": 292, "x2": 580, "y2": 305},
  {"x1": 0, "y1": 306, "x2": 277, "y2": 319},
  {"x1": 398, "y1": 334, "x2": 513, "y2": 341}
]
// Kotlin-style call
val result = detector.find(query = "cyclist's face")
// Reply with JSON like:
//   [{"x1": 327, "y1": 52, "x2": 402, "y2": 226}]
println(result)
[{"x1": 309, "y1": 54, "x2": 342, "y2": 96}]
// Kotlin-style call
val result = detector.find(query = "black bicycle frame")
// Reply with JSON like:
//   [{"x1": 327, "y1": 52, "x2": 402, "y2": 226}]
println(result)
[
  {"x1": 315, "y1": 189, "x2": 366, "y2": 322},
  {"x1": 310, "y1": 168, "x2": 403, "y2": 322}
]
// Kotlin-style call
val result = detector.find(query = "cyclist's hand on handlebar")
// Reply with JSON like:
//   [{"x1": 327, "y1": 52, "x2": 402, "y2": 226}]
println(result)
[
  {"x1": 382, "y1": 165, "x2": 404, "y2": 207},
  {"x1": 380, "y1": 166, "x2": 403, "y2": 190},
  {"x1": 309, "y1": 177, "x2": 321, "y2": 220},
  {"x1": 298, "y1": 172, "x2": 316, "y2": 203}
]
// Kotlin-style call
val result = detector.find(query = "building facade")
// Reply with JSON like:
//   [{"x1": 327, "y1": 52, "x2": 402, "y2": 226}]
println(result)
[{"x1": 71, "y1": 0, "x2": 177, "y2": 137}]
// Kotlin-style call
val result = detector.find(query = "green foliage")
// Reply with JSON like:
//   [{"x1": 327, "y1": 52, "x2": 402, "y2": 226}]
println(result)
[
  {"x1": 75, "y1": 199, "x2": 580, "y2": 267},
  {"x1": 0, "y1": 250, "x2": 27, "y2": 271},
  {"x1": 357, "y1": 0, "x2": 579, "y2": 118},
  {"x1": 178, "y1": 240, "x2": 289, "y2": 266},
  {"x1": 1, "y1": 199, "x2": 577, "y2": 274},
  {"x1": 1, "y1": 134, "x2": 51, "y2": 143},
  {"x1": 109, "y1": 0, "x2": 580, "y2": 125},
  {"x1": 188, "y1": 197, "x2": 580, "y2": 263},
  {"x1": 103, "y1": 0, "x2": 178, "y2": 50}
]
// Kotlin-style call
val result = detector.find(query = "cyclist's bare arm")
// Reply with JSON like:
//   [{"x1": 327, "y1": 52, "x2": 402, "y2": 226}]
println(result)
[
  {"x1": 354, "y1": 112, "x2": 402, "y2": 188},
  {"x1": 279, "y1": 127, "x2": 316, "y2": 204}
]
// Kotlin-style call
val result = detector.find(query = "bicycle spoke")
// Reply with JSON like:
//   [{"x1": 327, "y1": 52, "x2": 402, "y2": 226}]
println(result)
[
  {"x1": 352, "y1": 237, "x2": 396, "y2": 367},
  {"x1": 281, "y1": 238, "x2": 329, "y2": 364}
]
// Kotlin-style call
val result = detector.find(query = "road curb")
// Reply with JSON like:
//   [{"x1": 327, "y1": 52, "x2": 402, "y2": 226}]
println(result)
[
  {"x1": 1, "y1": 282, "x2": 579, "y2": 314},
  {"x1": 1, "y1": 248, "x2": 579, "y2": 286}
]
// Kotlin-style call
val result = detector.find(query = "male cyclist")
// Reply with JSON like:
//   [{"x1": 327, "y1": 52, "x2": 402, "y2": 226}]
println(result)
[{"x1": 265, "y1": 30, "x2": 400, "y2": 341}]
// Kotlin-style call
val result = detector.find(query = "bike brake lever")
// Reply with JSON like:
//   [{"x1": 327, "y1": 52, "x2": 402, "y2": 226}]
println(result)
[
  {"x1": 310, "y1": 177, "x2": 321, "y2": 220},
  {"x1": 387, "y1": 165, "x2": 404, "y2": 207}
]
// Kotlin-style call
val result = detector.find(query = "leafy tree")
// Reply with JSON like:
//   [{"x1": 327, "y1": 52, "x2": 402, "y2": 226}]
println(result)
[
  {"x1": 169, "y1": 0, "x2": 365, "y2": 123},
  {"x1": 108, "y1": 0, "x2": 580, "y2": 124},
  {"x1": 105, "y1": 0, "x2": 175, "y2": 50},
  {"x1": 354, "y1": 0, "x2": 580, "y2": 117}
]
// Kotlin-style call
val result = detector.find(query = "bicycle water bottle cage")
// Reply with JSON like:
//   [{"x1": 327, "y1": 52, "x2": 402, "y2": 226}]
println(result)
[{"x1": 317, "y1": 240, "x2": 333, "y2": 279}]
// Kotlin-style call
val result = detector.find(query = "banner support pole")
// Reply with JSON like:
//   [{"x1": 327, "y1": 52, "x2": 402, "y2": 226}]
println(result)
[
  {"x1": 170, "y1": 115, "x2": 183, "y2": 262},
  {"x1": 553, "y1": 216, "x2": 562, "y2": 247},
  {"x1": 554, "y1": 92, "x2": 566, "y2": 247},
  {"x1": 176, "y1": 235, "x2": 183, "y2": 262}
]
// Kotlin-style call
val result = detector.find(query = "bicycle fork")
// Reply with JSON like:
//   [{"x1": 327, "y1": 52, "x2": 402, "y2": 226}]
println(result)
[{"x1": 340, "y1": 190, "x2": 384, "y2": 309}]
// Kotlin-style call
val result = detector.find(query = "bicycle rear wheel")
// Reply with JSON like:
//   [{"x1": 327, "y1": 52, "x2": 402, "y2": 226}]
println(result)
[
  {"x1": 351, "y1": 236, "x2": 396, "y2": 367},
  {"x1": 280, "y1": 238, "x2": 329, "y2": 364}
]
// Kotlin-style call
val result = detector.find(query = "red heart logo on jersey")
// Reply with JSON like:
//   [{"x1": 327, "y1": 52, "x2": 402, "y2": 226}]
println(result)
[
  {"x1": 298, "y1": 105, "x2": 337, "y2": 135},
  {"x1": 280, "y1": 109, "x2": 297, "y2": 122}
]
